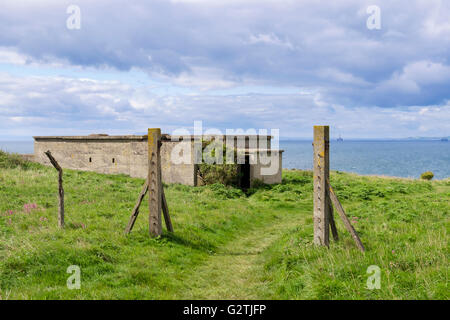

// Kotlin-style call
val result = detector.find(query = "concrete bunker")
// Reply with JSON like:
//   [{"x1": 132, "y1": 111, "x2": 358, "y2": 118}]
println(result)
[{"x1": 33, "y1": 133, "x2": 283, "y2": 187}]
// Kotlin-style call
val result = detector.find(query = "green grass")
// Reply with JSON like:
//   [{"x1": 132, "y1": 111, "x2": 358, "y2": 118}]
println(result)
[{"x1": 0, "y1": 151, "x2": 448, "y2": 299}]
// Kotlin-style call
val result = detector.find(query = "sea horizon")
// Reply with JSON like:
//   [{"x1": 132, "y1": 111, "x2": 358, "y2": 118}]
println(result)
[
  {"x1": 1, "y1": 139, "x2": 448, "y2": 180},
  {"x1": 1, "y1": 136, "x2": 449, "y2": 142}
]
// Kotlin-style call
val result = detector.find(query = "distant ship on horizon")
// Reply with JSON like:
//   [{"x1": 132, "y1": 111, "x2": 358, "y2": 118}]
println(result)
[
  {"x1": 441, "y1": 137, "x2": 449, "y2": 142},
  {"x1": 337, "y1": 134, "x2": 344, "y2": 142}
]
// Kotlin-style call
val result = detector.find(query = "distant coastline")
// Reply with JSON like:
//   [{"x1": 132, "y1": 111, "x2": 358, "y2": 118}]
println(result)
[{"x1": 279, "y1": 137, "x2": 450, "y2": 141}]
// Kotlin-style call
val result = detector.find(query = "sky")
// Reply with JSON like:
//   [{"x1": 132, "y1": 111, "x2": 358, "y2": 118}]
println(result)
[{"x1": 0, "y1": 0, "x2": 449, "y2": 139}]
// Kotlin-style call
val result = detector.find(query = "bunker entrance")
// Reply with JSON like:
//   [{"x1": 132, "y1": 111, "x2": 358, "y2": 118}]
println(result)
[{"x1": 239, "y1": 155, "x2": 251, "y2": 190}]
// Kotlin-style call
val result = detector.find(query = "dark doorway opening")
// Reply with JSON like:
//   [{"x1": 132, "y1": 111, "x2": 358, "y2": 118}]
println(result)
[{"x1": 240, "y1": 155, "x2": 251, "y2": 190}]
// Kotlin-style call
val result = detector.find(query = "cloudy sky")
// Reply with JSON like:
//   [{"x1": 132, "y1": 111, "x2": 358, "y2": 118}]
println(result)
[{"x1": 0, "y1": 0, "x2": 449, "y2": 139}]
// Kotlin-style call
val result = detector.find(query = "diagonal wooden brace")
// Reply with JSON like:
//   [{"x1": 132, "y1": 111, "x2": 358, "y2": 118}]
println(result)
[{"x1": 327, "y1": 179, "x2": 365, "y2": 252}]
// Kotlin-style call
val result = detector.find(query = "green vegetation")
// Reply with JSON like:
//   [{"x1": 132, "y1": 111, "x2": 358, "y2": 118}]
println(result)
[
  {"x1": 197, "y1": 139, "x2": 242, "y2": 186},
  {"x1": 421, "y1": 171, "x2": 434, "y2": 180},
  {"x1": 0, "y1": 152, "x2": 448, "y2": 299},
  {"x1": 0, "y1": 150, "x2": 38, "y2": 170}
]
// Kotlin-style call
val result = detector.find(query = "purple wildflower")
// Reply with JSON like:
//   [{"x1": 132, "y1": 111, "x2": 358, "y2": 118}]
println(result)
[{"x1": 23, "y1": 203, "x2": 38, "y2": 213}]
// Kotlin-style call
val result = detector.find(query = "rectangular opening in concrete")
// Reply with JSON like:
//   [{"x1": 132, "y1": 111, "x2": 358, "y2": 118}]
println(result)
[{"x1": 240, "y1": 155, "x2": 251, "y2": 190}]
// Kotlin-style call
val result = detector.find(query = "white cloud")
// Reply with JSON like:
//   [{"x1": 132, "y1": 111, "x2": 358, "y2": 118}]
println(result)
[
  {"x1": 400, "y1": 61, "x2": 450, "y2": 85},
  {"x1": 317, "y1": 68, "x2": 370, "y2": 86},
  {"x1": 0, "y1": 72, "x2": 448, "y2": 138},
  {"x1": 164, "y1": 66, "x2": 239, "y2": 90},
  {"x1": 248, "y1": 33, "x2": 294, "y2": 50},
  {"x1": 0, "y1": 47, "x2": 28, "y2": 64}
]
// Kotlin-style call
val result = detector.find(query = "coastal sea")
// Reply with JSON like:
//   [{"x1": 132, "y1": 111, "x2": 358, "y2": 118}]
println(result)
[
  {"x1": 280, "y1": 140, "x2": 450, "y2": 180},
  {"x1": 1, "y1": 140, "x2": 449, "y2": 180},
  {"x1": 0, "y1": 141, "x2": 35, "y2": 155}
]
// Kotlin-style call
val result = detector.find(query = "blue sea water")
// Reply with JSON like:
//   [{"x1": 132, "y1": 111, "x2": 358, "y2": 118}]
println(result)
[
  {"x1": 0, "y1": 141, "x2": 34, "y2": 155},
  {"x1": 280, "y1": 140, "x2": 450, "y2": 180},
  {"x1": 1, "y1": 140, "x2": 449, "y2": 179}
]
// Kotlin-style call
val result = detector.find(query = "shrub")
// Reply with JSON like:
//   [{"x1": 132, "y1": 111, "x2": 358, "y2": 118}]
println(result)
[
  {"x1": 0, "y1": 150, "x2": 33, "y2": 170},
  {"x1": 420, "y1": 171, "x2": 434, "y2": 180},
  {"x1": 197, "y1": 139, "x2": 242, "y2": 187},
  {"x1": 198, "y1": 164, "x2": 241, "y2": 186}
]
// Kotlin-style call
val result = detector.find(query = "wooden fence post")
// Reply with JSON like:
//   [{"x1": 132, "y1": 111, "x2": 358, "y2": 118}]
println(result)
[
  {"x1": 148, "y1": 128, "x2": 162, "y2": 237},
  {"x1": 44, "y1": 151, "x2": 64, "y2": 228},
  {"x1": 313, "y1": 126, "x2": 330, "y2": 246},
  {"x1": 124, "y1": 133, "x2": 173, "y2": 236}
]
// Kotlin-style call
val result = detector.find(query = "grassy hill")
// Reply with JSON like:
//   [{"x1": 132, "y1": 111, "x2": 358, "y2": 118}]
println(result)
[{"x1": 0, "y1": 150, "x2": 448, "y2": 299}]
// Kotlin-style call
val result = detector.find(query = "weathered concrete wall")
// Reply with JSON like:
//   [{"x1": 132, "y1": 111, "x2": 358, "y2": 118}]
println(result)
[
  {"x1": 33, "y1": 136, "x2": 197, "y2": 185},
  {"x1": 161, "y1": 141, "x2": 196, "y2": 186},
  {"x1": 34, "y1": 139, "x2": 135, "y2": 176},
  {"x1": 128, "y1": 141, "x2": 148, "y2": 178},
  {"x1": 249, "y1": 151, "x2": 283, "y2": 185}
]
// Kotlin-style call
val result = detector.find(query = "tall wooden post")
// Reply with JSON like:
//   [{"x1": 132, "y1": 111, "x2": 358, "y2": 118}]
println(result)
[
  {"x1": 148, "y1": 128, "x2": 162, "y2": 237},
  {"x1": 313, "y1": 126, "x2": 330, "y2": 247}
]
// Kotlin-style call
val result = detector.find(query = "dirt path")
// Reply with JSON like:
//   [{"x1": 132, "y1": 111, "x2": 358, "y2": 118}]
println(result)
[{"x1": 182, "y1": 213, "x2": 300, "y2": 299}]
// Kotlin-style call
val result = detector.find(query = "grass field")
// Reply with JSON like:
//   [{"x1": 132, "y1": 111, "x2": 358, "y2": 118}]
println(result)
[{"x1": 0, "y1": 150, "x2": 448, "y2": 299}]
